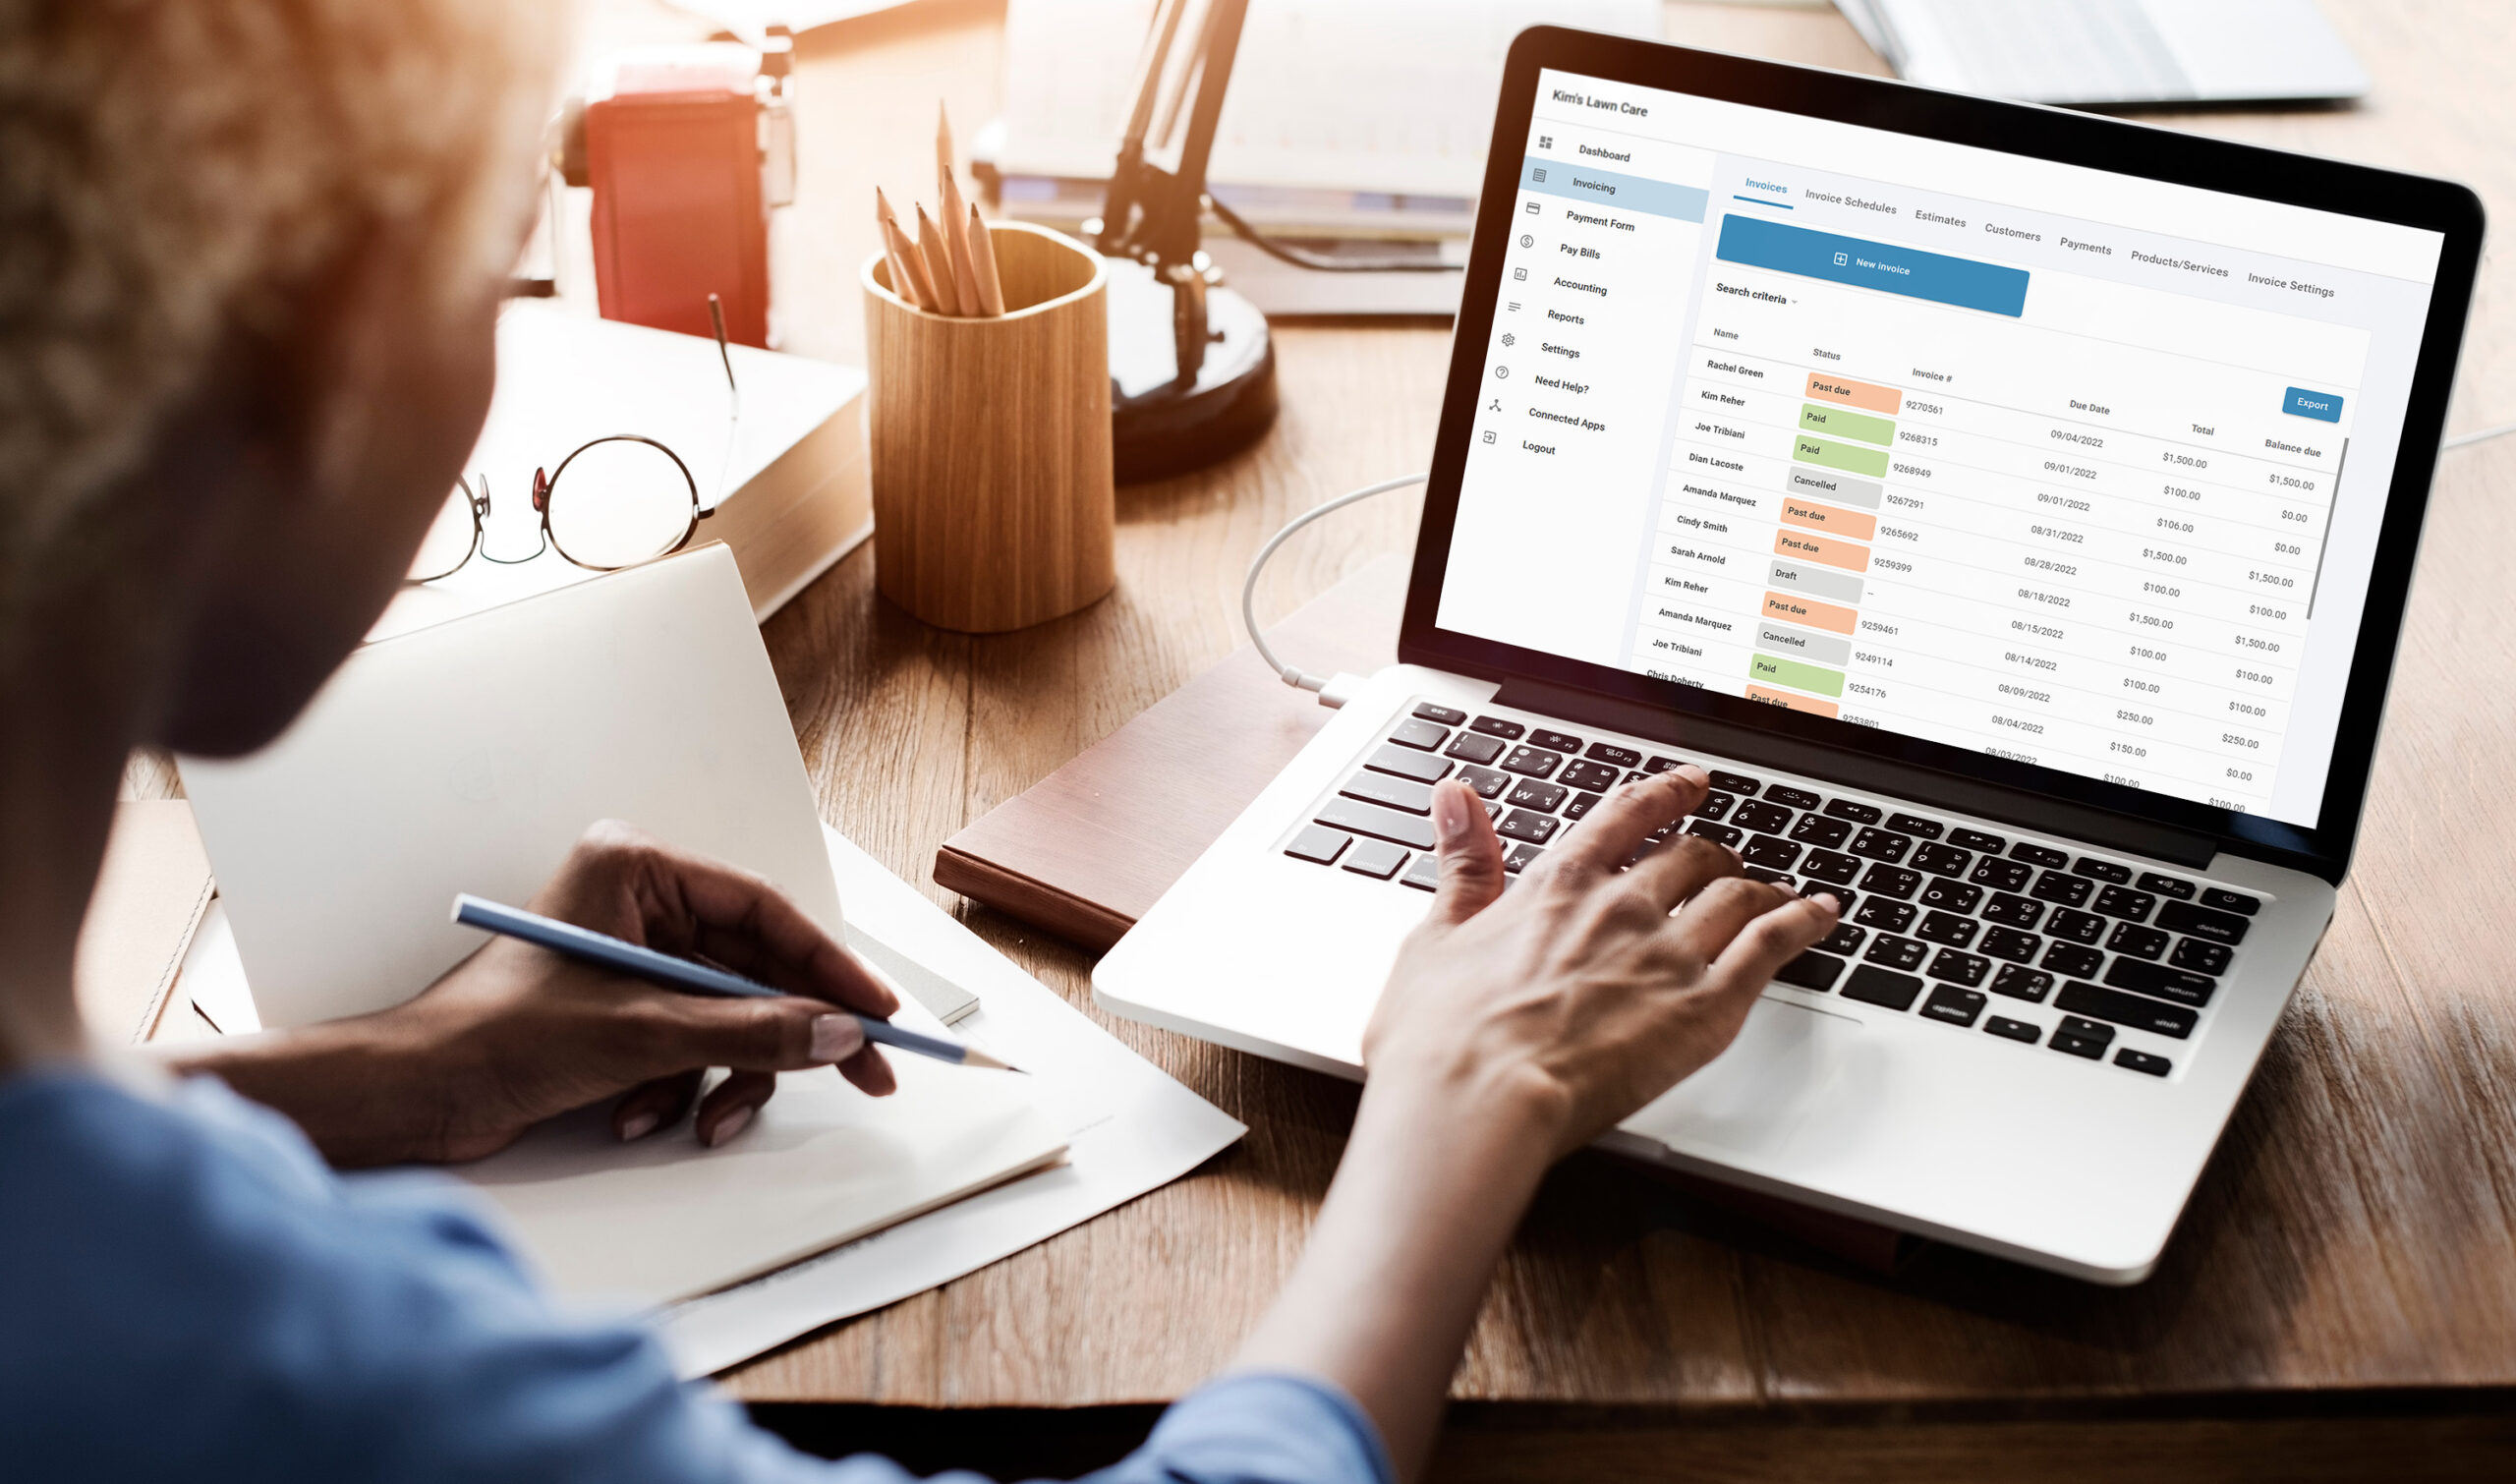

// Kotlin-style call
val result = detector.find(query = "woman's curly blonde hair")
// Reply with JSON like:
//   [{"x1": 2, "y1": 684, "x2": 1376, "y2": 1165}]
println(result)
[{"x1": 0, "y1": 0, "x2": 562, "y2": 594}]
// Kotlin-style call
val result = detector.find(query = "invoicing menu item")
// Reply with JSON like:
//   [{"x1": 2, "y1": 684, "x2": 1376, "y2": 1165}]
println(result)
[{"x1": 1439, "y1": 71, "x2": 2445, "y2": 828}]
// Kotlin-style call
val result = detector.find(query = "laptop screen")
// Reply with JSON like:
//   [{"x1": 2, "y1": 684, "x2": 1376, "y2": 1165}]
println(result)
[{"x1": 1435, "y1": 67, "x2": 2448, "y2": 830}]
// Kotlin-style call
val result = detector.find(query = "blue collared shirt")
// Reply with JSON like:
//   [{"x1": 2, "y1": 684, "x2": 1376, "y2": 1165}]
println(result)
[{"x1": 0, "y1": 1067, "x2": 1392, "y2": 1484}]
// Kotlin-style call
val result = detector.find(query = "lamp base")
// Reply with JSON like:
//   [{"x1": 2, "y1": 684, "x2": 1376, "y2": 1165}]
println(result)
[{"x1": 1105, "y1": 257, "x2": 1277, "y2": 483}]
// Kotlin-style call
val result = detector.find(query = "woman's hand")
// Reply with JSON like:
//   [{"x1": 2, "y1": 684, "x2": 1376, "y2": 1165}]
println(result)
[
  {"x1": 1366, "y1": 766, "x2": 1842, "y2": 1157},
  {"x1": 171, "y1": 822, "x2": 898, "y2": 1167},
  {"x1": 1235, "y1": 765, "x2": 1838, "y2": 1481}
]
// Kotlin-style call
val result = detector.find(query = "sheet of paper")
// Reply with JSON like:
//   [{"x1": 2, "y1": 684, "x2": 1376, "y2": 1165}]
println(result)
[
  {"x1": 460, "y1": 1000, "x2": 1066, "y2": 1306},
  {"x1": 995, "y1": 0, "x2": 1661, "y2": 199},
  {"x1": 172, "y1": 901, "x2": 258, "y2": 1036},
  {"x1": 651, "y1": 823, "x2": 1245, "y2": 1378}
]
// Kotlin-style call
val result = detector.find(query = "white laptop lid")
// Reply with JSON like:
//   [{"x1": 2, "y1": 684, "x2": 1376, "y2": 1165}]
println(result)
[{"x1": 180, "y1": 543, "x2": 839, "y2": 1029}]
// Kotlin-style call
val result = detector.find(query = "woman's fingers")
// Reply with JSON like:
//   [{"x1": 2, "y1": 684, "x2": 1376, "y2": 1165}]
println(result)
[
  {"x1": 640, "y1": 992, "x2": 872, "y2": 1075},
  {"x1": 1698, "y1": 889, "x2": 1841, "y2": 995},
  {"x1": 1665, "y1": 874, "x2": 1800, "y2": 951},
  {"x1": 1622, "y1": 830, "x2": 1744, "y2": 914},
  {"x1": 552, "y1": 822, "x2": 899, "y2": 1017},
  {"x1": 614, "y1": 1008, "x2": 895, "y2": 1148},
  {"x1": 612, "y1": 1069, "x2": 701, "y2": 1141},
  {"x1": 1425, "y1": 781, "x2": 1507, "y2": 926},
  {"x1": 834, "y1": 1042, "x2": 897, "y2": 1098},
  {"x1": 697, "y1": 1069, "x2": 775, "y2": 1147},
  {"x1": 1548, "y1": 767, "x2": 1709, "y2": 879}
]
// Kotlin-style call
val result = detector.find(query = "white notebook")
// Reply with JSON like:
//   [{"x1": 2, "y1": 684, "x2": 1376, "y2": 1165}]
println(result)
[
  {"x1": 179, "y1": 545, "x2": 1060, "y2": 1305},
  {"x1": 463, "y1": 1051, "x2": 1065, "y2": 1306}
]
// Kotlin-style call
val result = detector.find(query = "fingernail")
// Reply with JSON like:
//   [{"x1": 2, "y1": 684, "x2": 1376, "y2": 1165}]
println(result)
[
  {"x1": 1810, "y1": 891, "x2": 1845, "y2": 918},
  {"x1": 1431, "y1": 784, "x2": 1472, "y2": 844},
  {"x1": 811, "y1": 1013, "x2": 865, "y2": 1063},
  {"x1": 618, "y1": 1111, "x2": 659, "y2": 1143},
  {"x1": 706, "y1": 1106, "x2": 755, "y2": 1148},
  {"x1": 1677, "y1": 765, "x2": 1710, "y2": 786}
]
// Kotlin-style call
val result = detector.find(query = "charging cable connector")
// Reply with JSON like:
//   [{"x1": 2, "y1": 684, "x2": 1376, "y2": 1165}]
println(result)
[{"x1": 1241, "y1": 472, "x2": 1428, "y2": 709}]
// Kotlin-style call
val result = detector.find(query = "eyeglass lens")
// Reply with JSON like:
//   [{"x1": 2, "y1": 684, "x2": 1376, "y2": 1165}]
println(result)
[
  {"x1": 544, "y1": 437, "x2": 699, "y2": 571},
  {"x1": 407, "y1": 480, "x2": 482, "y2": 583}
]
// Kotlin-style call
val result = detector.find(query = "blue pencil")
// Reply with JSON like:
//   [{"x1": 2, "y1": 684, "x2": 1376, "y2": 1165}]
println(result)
[{"x1": 450, "y1": 894, "x2": 1021, "y2": 1072}]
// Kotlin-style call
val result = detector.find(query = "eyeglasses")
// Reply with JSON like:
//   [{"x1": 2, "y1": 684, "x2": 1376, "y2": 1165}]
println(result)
[
  {"x1": 406, "y1": 435, "x2": 714, "y2": 582},
  {"x1": 408, "y1": 296, "x2": 742, "y2": 585}
]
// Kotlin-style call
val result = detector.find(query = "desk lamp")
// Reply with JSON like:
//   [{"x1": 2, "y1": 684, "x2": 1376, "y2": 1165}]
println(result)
[{"x1": 1089, "y1": 0, "x2": 1276, "y2": 481}]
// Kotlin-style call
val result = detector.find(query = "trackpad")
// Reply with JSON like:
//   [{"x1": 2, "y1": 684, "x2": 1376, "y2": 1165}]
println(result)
[{"x1": 1621, "y1": 996, "x2": 1863, "y2": 1160}]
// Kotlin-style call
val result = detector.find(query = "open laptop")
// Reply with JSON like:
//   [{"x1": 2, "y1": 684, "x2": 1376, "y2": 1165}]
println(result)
[{"x1": 1094, "y1": 27, "x2": 2481, "y2": 1283}]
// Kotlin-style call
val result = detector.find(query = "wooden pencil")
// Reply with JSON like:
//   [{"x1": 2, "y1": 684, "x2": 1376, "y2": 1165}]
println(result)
[
  {"x1": 916, "y1": 203, "x2": 973, "y2": 317},
  {"x1": 874, "y1": 189, "x2": 928, "y2": 311},
  {"x1": 943, "y1": 185, "x2": 984, "y2": 316},
  {"x1": 935, "y1": 103, "x2": 989, "y2": 316},
  {"x1": 882, "y1": 214, "x2": 943, "y2": 314},
  {"x1": 965, "y1": 201, "x2": 1006, "y2": 316}
]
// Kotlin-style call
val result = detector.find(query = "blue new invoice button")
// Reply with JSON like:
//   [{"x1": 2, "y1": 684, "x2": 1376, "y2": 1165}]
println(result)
[{"x1": 2284, "y1": 386, "x2": 2343, "y2": 423}]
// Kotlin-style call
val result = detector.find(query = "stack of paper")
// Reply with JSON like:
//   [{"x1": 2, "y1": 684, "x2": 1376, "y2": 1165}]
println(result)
[{"x1": 178, "y1": 546, "x2": 1241, "y2": 1349}]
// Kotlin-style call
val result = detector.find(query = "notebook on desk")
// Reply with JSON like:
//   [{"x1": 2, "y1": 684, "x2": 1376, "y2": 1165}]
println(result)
[
  {"x1": 935, "y1": 555, "x2": 1406, "y2": 951},
  {"x1": 179, "y1": 545, "x2": 1060, "y2": 1307}
]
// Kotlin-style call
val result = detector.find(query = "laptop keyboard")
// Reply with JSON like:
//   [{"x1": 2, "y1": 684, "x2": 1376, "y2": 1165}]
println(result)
[{"x1": 1282, "y1": 700, "x2": 2269, "y2": 1081}]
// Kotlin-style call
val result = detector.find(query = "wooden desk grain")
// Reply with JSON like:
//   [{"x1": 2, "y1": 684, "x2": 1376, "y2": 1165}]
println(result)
[{"x1": 594, "y1": 0, "x2": 2516, "y2": 1449}]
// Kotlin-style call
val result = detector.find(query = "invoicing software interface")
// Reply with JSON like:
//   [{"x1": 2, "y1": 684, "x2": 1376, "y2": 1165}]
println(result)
[{"x1": 1441, "y1": 69, "x2": 2447, "y2": 828}]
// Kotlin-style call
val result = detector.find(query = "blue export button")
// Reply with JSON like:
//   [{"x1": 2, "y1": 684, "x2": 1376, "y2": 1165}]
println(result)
[{"x1": 2284, "y1": 386, "x2": 2343, "y2": 423}]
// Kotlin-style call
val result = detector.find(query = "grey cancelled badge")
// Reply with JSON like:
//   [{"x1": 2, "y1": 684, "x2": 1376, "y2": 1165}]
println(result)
[
  {"x1": 1787, "y1": 468, "x2": 1884, "y2": 509},
  {"x1": 1756, "y1": 622, "x2": 1854, "y2": 666}
]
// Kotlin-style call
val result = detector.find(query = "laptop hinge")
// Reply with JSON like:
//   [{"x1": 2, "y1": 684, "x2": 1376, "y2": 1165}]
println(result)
[{"x1": 1492, "y1": 677, "x2": 2219, "y2": 870}]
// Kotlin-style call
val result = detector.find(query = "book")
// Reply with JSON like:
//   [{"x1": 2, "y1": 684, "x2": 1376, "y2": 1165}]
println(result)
[{"x1": 372, "y1": 302, "x2": 869, "y2": 644}]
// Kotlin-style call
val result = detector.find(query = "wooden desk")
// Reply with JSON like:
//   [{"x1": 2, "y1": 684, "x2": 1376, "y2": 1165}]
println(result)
[{"x1": 597, "y1": 3, "x2": 2516, "y2": 1476}]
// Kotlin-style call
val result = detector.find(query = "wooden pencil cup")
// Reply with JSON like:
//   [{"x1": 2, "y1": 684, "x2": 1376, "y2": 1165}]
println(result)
[{"x1": 862, "y1": 222, "x2": 1115, "y2": 633}]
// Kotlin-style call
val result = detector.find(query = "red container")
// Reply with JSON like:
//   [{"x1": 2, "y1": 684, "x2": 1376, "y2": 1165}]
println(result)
[{"x1": 583, "y1": 54, "x2": 771, "y2": 347}]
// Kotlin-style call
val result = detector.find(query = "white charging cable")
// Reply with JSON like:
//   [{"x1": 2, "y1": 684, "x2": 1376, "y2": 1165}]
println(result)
[
  {"x1": 1242, "y1": 471, "x2": 1428, "y2": 710},
  {"x1": 2444, "y1": 421, "x2": 2516, "y2": 451}
]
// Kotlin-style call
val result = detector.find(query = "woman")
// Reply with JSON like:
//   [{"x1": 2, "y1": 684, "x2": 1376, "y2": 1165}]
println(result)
[{"x1": 0, "y1": 3, "x2": 1838, "y2": 1480}]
